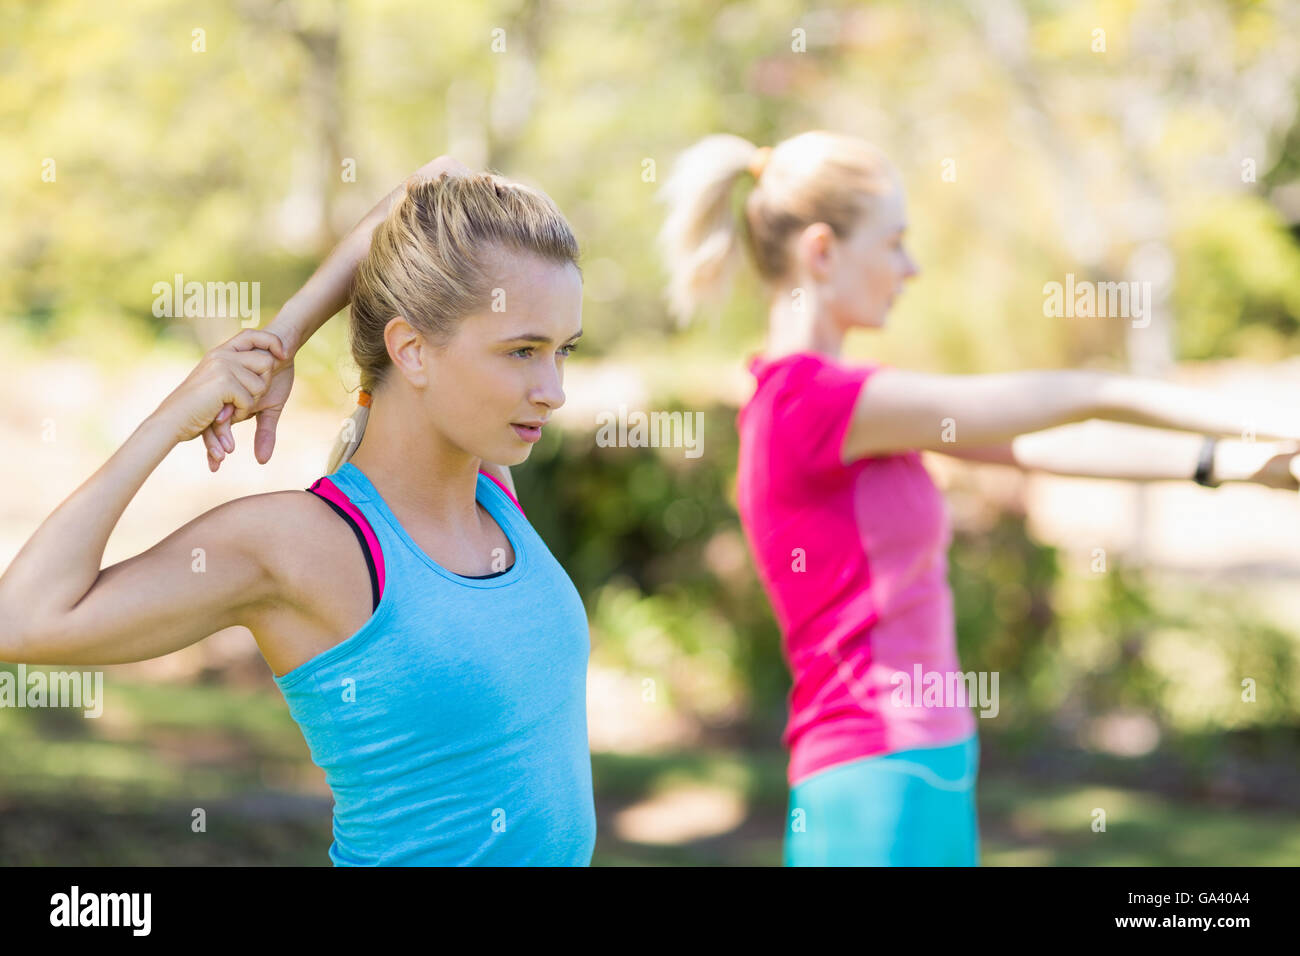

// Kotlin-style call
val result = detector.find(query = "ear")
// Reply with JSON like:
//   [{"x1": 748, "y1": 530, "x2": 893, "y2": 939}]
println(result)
[
  {"x1": 795, "y1": 222, "x2": 836, "y2": 282},
  {"x1": 384, "y1": 315, "x2": 429, "y2": 388}
]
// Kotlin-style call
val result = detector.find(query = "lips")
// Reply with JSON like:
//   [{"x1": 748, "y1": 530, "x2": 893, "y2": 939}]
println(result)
[{"x1": 511, "y1": 422, "x2": 544, "y2": 443}]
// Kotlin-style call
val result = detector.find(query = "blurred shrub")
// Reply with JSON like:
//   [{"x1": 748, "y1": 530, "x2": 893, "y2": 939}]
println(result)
[
  {"x1": 517, "y1": 406, "x2": 1300, "y2": 756},
  {"x1": 1173, "y1": 195, "x2": 1300, "y2": 360},
  {"x1": 513, "y1": 404, "x2": 788, "y2": 735}
]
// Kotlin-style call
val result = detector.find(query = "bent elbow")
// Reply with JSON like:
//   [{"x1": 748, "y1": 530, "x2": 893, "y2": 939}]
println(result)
[
  {"x1": 0, "y1": 613, "x2": 32, "y2": 664},
  {"x1": 1, "y1": 610, "x2": 73, "y2": 665}
]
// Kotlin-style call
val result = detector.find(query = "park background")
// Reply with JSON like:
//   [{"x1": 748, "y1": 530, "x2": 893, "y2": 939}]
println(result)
[{"x1": 3, "y1": 0, "x2": 1300, "y2": 864}]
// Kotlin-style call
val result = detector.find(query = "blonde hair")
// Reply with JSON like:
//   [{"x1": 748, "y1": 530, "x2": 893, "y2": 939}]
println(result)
[
  {"x1": 654, "y1": 130, "x2": 900, "y2": 327},
  {"x1": 326, "y1": 171, "x2": 581, "y2": 474}
]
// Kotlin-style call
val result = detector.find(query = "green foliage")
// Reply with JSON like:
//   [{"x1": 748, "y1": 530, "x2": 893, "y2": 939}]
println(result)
[
  {"x1": 519, "y1": 426, "x2": 1300, "y2": 755},
  {"x1": 514, "y1": 406, "x2": 788, "y2": 729},
  {"x1": 4, "y1": 0, "x2": 1300, "y2": 861},
  {"x1": 1172, "y1": 196, "x2": 1300, "y2": 359},
  {"x1": 5, "y1": 0, "x2": 1300, "y2": 380}
]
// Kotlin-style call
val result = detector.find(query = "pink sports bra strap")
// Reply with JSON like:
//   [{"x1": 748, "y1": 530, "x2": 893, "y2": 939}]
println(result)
[
  {"x1": 479, "y1": 469, "x2": 524, "y2": 515},
  {"x1": 308, "y1": 476, "x2": 386, "y2": 606}
]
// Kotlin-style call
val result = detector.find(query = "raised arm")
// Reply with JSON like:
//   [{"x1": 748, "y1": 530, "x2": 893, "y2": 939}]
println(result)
[
  {"x1": 203, "y1": 155, "x2": 473, "y2": 470},
  {"x1": 0, "y1": 330, "x2": 286, "y2": 664},
  {"x1": 842, "y1": 367, "x2": 1300, "y2": 464}
]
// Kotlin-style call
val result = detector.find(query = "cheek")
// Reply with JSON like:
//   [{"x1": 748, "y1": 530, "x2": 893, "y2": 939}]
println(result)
[
  {"x1": 848, "y1": 260, "x2": 888, "y2": 306},
  {"x1": 468, "y1": 365, "x2": 530, "y2": 427},
  {"x1": 428, "y1": 362, "x2": 498, "y2": 426}
]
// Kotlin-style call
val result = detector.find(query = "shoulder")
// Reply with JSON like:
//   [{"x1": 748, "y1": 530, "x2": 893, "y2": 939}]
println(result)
[
  {"x1": 203, "y1": 490, "x2": 369, "y2": 609},
  {"x1": 210, "y1": 490, "x2": 382, "y2": 672},
  {"x1": 750, "y1": 354, "x2": 876, "y2": 426},
  {"x1": 201, "y1": 490, "x2": 327, "y2": 546},
  {"x1": 752, "y1": 353, "x2": 872, "y2": 403}
]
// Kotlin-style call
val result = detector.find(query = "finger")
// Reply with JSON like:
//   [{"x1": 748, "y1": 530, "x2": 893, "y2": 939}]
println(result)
[
  {"x1": 210, "y1": 372, "x2": 258, "y2": 454},
  {"x1": 214, "y1": 415, "x2": 235, "y2": 455},
  {"x1": 202, "y1": 425, "x2": 226, "y2": 463},
  {"x1": 231, "y1": 347, "x2": 277, "y2": 377},
  {"x1": 227, "y1": 328, "x2": 286, "y2": 360},
  {"x1": 203, "y1": 426, "x2": 223, "y2": 471},
  {"x1": 412, "y1": 156, "x2": 471, "y2": 183},
  {"x1": 227, "y1": 360, "x2": 269, "y2": 401},
  {"x1": 254, "y1": 404, "x2": 283, "y2": 465},
  {"x1": 216, "y1": 367, "x2": 265, "y2": 453},
  {"x1": 228, "y1": 329, "x2": 287, "y2": 361},
  {"x1": 220, "y1": 377, "x2": 258, "y2": 421}
]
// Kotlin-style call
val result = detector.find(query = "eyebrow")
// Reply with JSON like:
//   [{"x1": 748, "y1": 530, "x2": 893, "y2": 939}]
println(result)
[{"x1": 499, "y1": 329, "x2": 583, "y2": 345}]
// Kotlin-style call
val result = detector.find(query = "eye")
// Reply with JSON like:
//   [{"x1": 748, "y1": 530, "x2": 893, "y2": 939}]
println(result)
[{"x1": 510, "y1": 342, "x2": 579, "y2": 358}]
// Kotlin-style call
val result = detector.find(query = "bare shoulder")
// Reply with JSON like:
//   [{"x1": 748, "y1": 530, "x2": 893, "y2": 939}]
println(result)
[
  {"x1": 221, "y1": 489, "x2": 378, "y2": 678},
  {"x1": 222, "y1": 489, "x2": 368, "y2": 604},
  {"x1": 195, "y1": 491, "x2": 319, "y2": 570}
]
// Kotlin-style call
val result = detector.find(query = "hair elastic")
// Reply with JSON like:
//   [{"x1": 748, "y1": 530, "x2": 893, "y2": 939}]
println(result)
[{"x1": 357, "y1": 390, "x2": 372, "y2": 407}]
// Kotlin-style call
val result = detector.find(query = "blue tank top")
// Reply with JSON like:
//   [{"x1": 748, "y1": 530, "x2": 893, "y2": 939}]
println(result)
[{"x1": 272, "y1": 461, "x2": 596, "y2": 865}]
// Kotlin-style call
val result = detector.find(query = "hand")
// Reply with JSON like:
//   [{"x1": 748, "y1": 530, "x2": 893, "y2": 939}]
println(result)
[
  {"x1": 153, "y1": 328, "x2": 287, "y2": 452},
  {"x1": 353, "y1": 156, "x2": 473, "y2": 262},
  {"x1": 374, "y1": 157, "x2": 471, "y2": 223},
  {"x1": 202, "y1": 350, "x2": 295, "y2": 472},
  {"x1": 1238, "y1": 440, "x2": 1300, "y2": 490},
  {"x1": 405, "y1": 155, "x2": 471, "y2": 187}
]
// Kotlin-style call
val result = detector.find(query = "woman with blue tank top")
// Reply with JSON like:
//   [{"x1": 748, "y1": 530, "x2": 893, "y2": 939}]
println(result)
[{"x1": 0, "y1": 157, "x2": 596, "y2": 866}]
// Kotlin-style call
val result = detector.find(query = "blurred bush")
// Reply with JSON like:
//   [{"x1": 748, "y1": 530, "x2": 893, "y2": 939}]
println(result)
[{"x1": 520, "y1": 415, "x2": 1300, "y2": 760}]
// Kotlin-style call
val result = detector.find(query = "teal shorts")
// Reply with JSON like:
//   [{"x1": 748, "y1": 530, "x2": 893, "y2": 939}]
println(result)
[{"x1": 784, "y1": 733, "x2": 980, "y2": 866}]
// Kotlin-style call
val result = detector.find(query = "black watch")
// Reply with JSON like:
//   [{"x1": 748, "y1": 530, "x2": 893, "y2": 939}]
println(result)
[{"x1": 1194, "y1": 436, "x2": 1219, "y2": 488}]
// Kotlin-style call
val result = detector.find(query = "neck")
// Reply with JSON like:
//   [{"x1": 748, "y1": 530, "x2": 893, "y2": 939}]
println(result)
[
  {"x1": 347, "y1": 390, "x2": 483, "y2": 528},
  {"x1": 764, "y1": 286, "x2": 844, "y2": 359}
]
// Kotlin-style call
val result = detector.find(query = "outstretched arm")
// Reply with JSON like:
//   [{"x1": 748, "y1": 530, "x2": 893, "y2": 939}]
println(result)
[
  {"x1": 843, "y1": 367, "x2": 1300, "y2": 464},
  {"x1": 929, "y1": 420, "x2": 1300, "y2": 489}
]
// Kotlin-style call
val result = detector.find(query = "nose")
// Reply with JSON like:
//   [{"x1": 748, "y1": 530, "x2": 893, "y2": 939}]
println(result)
[
  {"x1": 902, "y1": 248, "x2": 920, "y2": 280},
  {"x1": 530, "y1": 357, "x2": 566, "y2": 412}
]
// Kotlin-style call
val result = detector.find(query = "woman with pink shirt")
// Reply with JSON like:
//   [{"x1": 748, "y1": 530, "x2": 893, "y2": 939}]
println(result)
[{"x1": 656, "y1": 130, "x2": 1300, "y2": 866}]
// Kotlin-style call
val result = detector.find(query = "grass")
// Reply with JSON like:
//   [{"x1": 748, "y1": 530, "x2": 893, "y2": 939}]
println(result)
[{"x1": 2, "y1": 668, "x2": 1297, "y2": 866}]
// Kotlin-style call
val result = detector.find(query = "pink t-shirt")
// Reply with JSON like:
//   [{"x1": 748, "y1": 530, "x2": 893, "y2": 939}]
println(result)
[{"x1": 735, "y1": 351, "x2": 976, "y2": 786}]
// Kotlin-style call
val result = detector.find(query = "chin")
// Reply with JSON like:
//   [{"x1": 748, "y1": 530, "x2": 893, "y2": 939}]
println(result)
[{"x1": 500, "y1": 444, "x2": 534, "y2": 467}]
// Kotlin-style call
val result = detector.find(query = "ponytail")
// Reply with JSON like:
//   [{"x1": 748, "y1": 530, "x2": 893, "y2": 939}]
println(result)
[
  {"x1": 656, "y1": 130, "x2": 899, "y2": 328},
  {"x1": 325, "y1": 389, "x2": 372, "y2": 474},
  {"x1": 655, "y1": 133, "x2": 761, "y2": 328}
]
